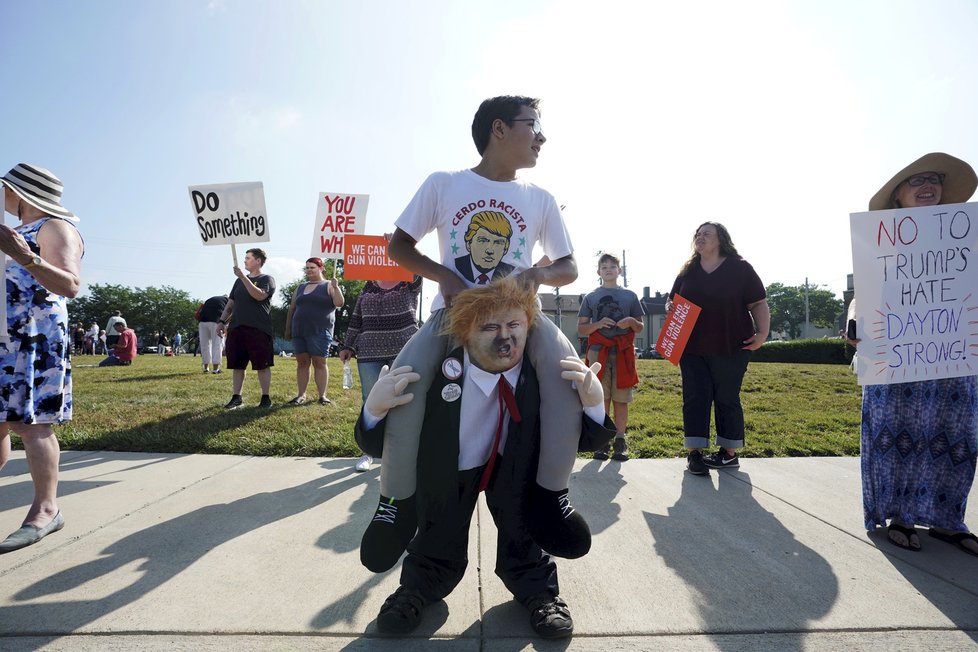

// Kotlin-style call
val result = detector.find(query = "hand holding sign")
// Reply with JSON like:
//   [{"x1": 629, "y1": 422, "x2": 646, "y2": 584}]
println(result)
[
  {"x1": 189, "y1": 181, "x2": 270, "y2": 266},
  {"x1": 850, "y1": 201, "x2": 978, "y2": 384},
  {"x1": 655, "y1": 294, "x2": 702, "y2": 365}
]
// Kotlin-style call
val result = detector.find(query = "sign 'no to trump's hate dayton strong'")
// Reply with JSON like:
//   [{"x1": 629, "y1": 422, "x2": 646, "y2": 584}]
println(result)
[{"x1": 850, "y1": 201, "x2": 977, "y2": 385}]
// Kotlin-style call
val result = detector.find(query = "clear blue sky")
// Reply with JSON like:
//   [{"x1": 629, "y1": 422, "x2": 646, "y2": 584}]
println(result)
[{"x1": 3, "y1": 0, "x2": 978, "y2": 317}]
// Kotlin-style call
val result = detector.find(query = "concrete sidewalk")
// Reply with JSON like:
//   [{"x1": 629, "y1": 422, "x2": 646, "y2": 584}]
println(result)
[{"x1": 0, "y1": 452, "x2": 976, "y2": 651}]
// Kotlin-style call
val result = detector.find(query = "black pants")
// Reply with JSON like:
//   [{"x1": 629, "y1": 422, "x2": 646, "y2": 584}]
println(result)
[
  {"x1": 400, "y1": 463, "x2": 558, "y2": 604},
  {"x1": 679, "y1": 350, "x2": 751, "y2": 450}
]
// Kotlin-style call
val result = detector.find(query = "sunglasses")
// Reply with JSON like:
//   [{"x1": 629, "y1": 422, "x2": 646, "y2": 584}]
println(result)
[{"x1": 511, "y1": 118, "x2": 543, "y2": 136}]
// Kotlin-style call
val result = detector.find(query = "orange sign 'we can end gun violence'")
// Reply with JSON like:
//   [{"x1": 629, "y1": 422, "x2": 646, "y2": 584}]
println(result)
[
  {"x1": 342, "y1": 235, "x2": 413, "y2": 282},
  {"x1": 654, "y1": 294, "x2": 702, "y2": 365}
]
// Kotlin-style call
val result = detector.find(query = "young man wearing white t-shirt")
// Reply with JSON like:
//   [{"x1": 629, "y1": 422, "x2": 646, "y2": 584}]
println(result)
[{"x1": 360, "y1": 95, "x2": 593, "y2": 574}]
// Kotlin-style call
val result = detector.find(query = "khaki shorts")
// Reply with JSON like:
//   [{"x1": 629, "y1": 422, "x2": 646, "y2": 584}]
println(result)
[{"x1": 590, "y1": 348, "x2": 634, "y2": 403}]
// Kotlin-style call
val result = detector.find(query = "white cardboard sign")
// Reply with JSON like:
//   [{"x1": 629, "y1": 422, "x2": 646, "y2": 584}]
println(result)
[
  {"x1": 849, "y1": 201, "x2": 978, "y2": 385},
  {"x1": 190, "y1": 181, "x2": 270, "y2": 246},
  {"x1": 311, "y1": 192, "x2": 368, "y2": 259}
]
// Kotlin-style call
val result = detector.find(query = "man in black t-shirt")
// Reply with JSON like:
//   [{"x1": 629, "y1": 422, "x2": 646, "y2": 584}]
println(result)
[{"x1": 216, "y1": 248, "x2": 277, "y2": 409}]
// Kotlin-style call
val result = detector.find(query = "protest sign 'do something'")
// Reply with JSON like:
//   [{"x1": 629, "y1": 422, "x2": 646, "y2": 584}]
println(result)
[
  {"x1": 312, "y1": 193, "x2": 368, "y2": 259},
  {"x1": 189, "y1": 182, "x2": 269, "y2": 246},
  {"x1": 850, "y1": 201, "x2": 977, "y2": 385}
]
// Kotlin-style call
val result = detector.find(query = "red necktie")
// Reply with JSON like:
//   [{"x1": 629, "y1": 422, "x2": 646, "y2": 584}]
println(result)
[
  {"x1": 478, "y1": 375, "x2": 522, "y2": 491},
  {"x1": 477, "y1": 273, "x2": 489, "y2": 284}
]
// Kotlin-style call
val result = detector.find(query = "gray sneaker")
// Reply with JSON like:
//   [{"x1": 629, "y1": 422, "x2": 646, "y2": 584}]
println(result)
[{"x1": 686, "y1": 450, "x2": 709, "y2": 475}]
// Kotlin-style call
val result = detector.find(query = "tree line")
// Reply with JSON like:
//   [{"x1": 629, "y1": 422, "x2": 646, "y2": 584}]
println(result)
[
  {"x1": 68, "y1": 260, "x2": 367, "y2": 349},
  {"x1": 68, "y1": 276, "x2": 841, "y2": 352}
]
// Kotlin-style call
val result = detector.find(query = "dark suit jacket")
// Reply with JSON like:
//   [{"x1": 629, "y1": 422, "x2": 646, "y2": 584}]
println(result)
[
  {"x1": 355, "y1": 346, "x2": 615, "y2": 529},
  {"x1": 453, "y1": 255, "x2": 516, "y2": 283}
]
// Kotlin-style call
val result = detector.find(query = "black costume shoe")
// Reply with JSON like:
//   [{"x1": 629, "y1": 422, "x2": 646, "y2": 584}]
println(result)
[
  {"x1": 524, "y1": 593, "x2": 574, "y2": 639},
  {"x1": 360, "y1": 494, "x2": 417, "y2": 572},
  {"x1": 526, "y1": 484, "x2": 591, "y2": 559},
  {"x1": 377, "y1": 586, "x2": 427, "y2": 634}
]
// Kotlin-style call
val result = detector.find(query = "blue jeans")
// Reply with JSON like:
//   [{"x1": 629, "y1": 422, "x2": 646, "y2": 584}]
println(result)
[
  {"x1": 99, "y1": 355, "x2": 131, "y2": 367},
  {"x1": 357, "y1": 359, "x2": 393, "y2": 404},
  {"x1": 679, "y1": 350, "x2": 752, "y2": 450}
]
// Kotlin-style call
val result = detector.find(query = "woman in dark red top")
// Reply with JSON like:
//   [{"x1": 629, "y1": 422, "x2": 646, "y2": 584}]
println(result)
[{"x1": 668, "y1": 222, "x2": 769, "y2": 475}]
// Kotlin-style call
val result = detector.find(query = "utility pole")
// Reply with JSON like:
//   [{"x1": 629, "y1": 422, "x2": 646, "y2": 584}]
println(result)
[
  {"x1": 553, "y1": 286, "x2": 562, "y2": 330},
  {"x1": 621, "y1": 249, "x2": 628, "y2": 288},
  {"x1": 804, "y1": 277, "x2": 810, "y2": 339}
]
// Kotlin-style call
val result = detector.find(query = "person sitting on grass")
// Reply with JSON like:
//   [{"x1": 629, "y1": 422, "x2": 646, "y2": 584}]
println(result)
[{"x1": 98, "y1": 319, "x2": 137, "y2": 367}]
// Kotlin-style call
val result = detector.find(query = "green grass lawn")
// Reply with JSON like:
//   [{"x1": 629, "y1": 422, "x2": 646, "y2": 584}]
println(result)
[{"x1": 42, "y1": 354, "x2": 862, "y2": 459}]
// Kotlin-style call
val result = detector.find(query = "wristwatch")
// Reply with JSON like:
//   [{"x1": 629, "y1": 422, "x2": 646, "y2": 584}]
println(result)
[{"x1": 23, "y1": 254, "x2": 42, "y2": 268}]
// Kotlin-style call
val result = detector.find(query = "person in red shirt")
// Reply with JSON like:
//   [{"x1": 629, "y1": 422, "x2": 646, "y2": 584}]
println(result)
[{"x1": 99, "y1": 319, "x2": 137, "y2": 367}]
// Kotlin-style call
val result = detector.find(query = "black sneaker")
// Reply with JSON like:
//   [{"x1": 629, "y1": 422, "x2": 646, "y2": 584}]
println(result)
[
  {"x1": 224, "y1": 395, "x2": 243, "y2": 410},
  {"x1": 686, "y1": 450, "x2": 709, "y2": 475},
  {"x1": 592, "y1": 443, "x2": 610, "y2": 461},
  {"x1": 612, "y1": 437, "x2": 629, "y2": 462},
  {"x1": 258, "y1": 395, "x2": 273, "y2": 409},
  {"x1": 377, "y1": 586, "x2": 426, "y2": 635},
  {"x1": 524, "y1": 594, "x2": 574, "y2": 639},
  {"x1": 360, "y1": 494, "x2": 418, "y2": 572},
  {"x1": 703, "y1": 449, "x2": 740, "y2": 469}
]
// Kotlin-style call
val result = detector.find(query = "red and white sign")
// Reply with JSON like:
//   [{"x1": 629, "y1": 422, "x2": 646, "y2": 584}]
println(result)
[
  {"x1": 312, "y1": 192, "x2": 368, "y2": 259},
  {"x1": 655, "y1": 294, "x2": 701, "y2": 365}
]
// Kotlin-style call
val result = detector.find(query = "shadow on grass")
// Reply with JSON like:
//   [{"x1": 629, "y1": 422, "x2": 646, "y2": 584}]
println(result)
[
  {"x1": 64, "y1": 407, "x2": 280, "y2": 454},
  {"x1": 103, "y1": 371, "x2": 199, "y2": 383},
  {"x1": 5, "y1": 459, "x2": 372, "y2": 639}
]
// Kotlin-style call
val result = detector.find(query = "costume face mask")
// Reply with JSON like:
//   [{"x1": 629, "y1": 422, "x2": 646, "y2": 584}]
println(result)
[{"x1": 466, "y1": 307, "x2": 528, "y2": 373}]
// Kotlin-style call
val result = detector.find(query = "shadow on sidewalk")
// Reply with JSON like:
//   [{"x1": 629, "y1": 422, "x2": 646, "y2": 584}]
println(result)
[
  {"x1": 574, "y1": 458, "x2": 626, "y2": 536},
  {"x1": 646, "y1": 469, "x2": 838, "y2": 651},
  {"x1": 0, "y1": 454, "x2": 173, "y2": 517},
  {"x1": 2, "y1": 459, "x2": 371, "y2": 640},
  {"x1": 868, "y1": 529, "x2": 978, "y2": 645}
]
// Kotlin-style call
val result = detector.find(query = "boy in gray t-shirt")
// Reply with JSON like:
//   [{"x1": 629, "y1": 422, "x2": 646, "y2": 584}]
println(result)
[{"x1": 578, "y1": 253, "x2": 645, "y2": 461}]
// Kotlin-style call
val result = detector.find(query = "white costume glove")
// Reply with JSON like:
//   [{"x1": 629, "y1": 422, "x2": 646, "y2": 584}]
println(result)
[
  {"x1": 559, "y1": 356, "x2": 604, "y2": 408},
  {"x1": 364, "y1": 365, "x2": 421, "y2": 422}
]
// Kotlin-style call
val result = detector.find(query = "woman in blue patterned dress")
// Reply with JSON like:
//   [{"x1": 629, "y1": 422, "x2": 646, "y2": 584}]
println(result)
[
  {"x1": 0, "y1": 164, "x2": 84, "y2": 554},
  {"x1": 853, "y1": 153, "x2": 978, "y2": 556}
]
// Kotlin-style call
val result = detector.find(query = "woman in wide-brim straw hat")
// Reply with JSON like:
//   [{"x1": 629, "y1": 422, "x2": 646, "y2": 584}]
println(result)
[
  {"x1": 854, "y1": 152, "x2": 978, "y2": 556},
  {"x1": 0, "y1": 163, "x2": 84, "y2": 554}
]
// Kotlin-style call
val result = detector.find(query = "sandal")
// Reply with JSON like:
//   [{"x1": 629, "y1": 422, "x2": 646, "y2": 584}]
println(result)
[
  {"x1": 928, "y1": 529, "x2": 978, "y2": 557},
  {"x1": 318, "y1": 397, "x2": 331, "y2": 405},
  {"x1": 376, "y1": 586, "x2": 426, "y2": 634},
  {"x1": 287, "y1": 396, "x2": 306, "y2": 405},
  {"x1": 887, "y1": 522, "x2": 921, "y2": 551}
]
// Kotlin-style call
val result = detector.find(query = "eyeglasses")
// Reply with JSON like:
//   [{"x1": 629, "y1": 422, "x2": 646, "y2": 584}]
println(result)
[
  {"x1": 905, "y1": 173, "x2": 945, "y2": 187},
  {"x1": 511, "y1": 118, "x2": 543, "y2": 135}
]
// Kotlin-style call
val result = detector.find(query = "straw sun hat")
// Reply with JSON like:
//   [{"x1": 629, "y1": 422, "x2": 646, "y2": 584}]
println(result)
[
  {"x1": 1, "y1": 163, "x2": 79, "y2": 222},
  {"x1": 869, "y1": 152, "x2": 978, "y2": 211}
]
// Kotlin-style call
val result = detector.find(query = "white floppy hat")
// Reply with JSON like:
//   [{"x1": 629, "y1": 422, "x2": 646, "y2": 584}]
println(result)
[
  {"x1": 869, "y1": 152, "x2": 977, "y2": 211},
  {"x1": 1, "y1": 163, "x2": 79, "y2": 222}
]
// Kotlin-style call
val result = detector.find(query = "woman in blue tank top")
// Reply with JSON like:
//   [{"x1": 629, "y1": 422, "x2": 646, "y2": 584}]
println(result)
[{"x1": 284, "y1": 257, "x2": 345, "y2": 405}]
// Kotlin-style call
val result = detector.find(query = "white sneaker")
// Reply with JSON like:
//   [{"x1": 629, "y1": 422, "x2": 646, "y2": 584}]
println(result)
[{"x1": 355, "y1": 454, "x2": 373, "y2": 472}]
